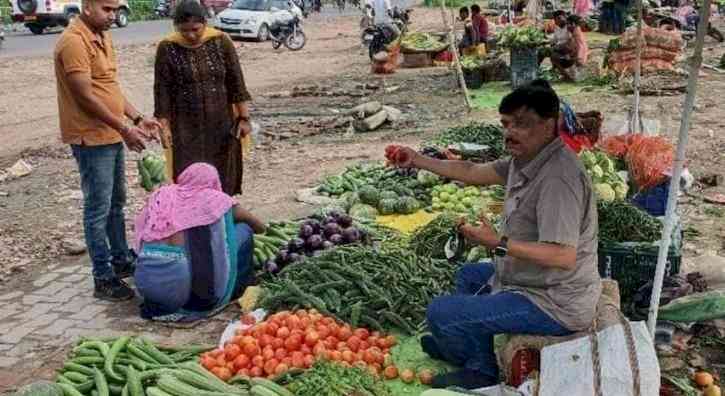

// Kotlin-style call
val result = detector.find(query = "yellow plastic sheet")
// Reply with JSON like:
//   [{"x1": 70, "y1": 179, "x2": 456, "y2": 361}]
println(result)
[{"x1": 375, "y1": 210, "x2": 439, "y2": 234}]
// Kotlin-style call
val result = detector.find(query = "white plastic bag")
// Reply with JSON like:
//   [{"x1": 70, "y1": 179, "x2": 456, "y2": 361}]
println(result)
[
  {"x1": 538, "y1": 321, "x2": 660, "y2": 396},
  {"x1": 218, "y1": 309, "x2": 267, "y2": 348}
]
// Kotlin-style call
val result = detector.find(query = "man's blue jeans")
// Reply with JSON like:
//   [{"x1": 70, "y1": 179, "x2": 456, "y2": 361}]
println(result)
[
  {"x1": 426, "y1": 262, "x2": 572, "y2": 379},
  {"x1": 72, "y1": 143, "x2": 130, "y2": 280}
]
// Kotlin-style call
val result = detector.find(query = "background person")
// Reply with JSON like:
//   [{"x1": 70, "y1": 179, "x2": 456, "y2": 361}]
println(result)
[
  {"x1": 55, "y1": 0, "x2": 161, "y2": 301},
  {"x1": 154, "y1": 0, "x2": 252, "y2": 196},
  {"x1": 470, "y1": 4, "x2": 489, "y2": 46},
  {"x1": 133, "y1": 163, "x2": 266, "y2": 323}
]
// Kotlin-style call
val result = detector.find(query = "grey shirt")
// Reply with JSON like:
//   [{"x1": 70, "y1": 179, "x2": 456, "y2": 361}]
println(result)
[{"x1": 492, "y1": 137, "x2": 601, "y2": 331}]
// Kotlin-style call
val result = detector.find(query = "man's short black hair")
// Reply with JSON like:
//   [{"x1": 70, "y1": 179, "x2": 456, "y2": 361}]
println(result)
[
  {"x1": 459, "y1": 6, "x2": 469, "y2": 14},
  {"x1": 552, "y1": 10, "x2": 567, "y2": 18},
  {"x1": 471, "y1": 4, "x2": 481, "y2": 13},
  {"x1": 499, "y1": 79, "x2": 560, "y2": 120},
  {"x1": 174, "y1": 0, "x2": 207, "y2": 25}
]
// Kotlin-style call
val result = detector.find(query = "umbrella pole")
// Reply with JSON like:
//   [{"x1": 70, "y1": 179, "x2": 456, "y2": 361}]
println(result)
[
  {"x1": 647, "y1": 0, "x2": 712, "y2": 338},
  {"x1": 440, "y1": 0, "x2": 473, "y2": 111}
]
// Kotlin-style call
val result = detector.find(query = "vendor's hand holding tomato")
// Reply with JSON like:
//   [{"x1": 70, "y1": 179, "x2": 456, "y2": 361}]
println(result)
[
  {"x1": 459, "y1": 215, "x2": 499, "y2": 249},
  {"x1": 385, "y1": 145, "x2": 418, "y2": 168}
]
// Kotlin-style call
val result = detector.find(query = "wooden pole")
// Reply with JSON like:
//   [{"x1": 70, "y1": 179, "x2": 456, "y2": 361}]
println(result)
[
  {"x1": 439, "y1": 0, "x2": 473, "y2": 111},
  {"x1": 631, "y1": 0, "x2": 644, "y2": 133},
  {"x1": 647, "y1": 0, "x2": 712, "y2": 338}
]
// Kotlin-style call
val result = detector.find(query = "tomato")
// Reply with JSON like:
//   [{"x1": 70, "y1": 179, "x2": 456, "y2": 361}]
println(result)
[
  {"x1": 225, "y1": 343, "x2": 241, "y2": 361},
  {"x1": 337, "y1": 326, "x2": 353, "y2": 341},
  {"x1": 363, "y1": 349, "x2": 377, "y2": 364},
  {"x1": 233, "y1": 354, "x2": 250, "y2": 371},
  {"x1": 353, "y1": 328, "x2": 370, "y2": 341},
  {"x1": 265, "y1": 322, "x2": 279, "y2": 336},
  {"x1": 240, "y1": 336, "x2": 256, "y2": 347},
  {"x1": 276, "y1": 326, "x2": 290, "y2": 339},
  {"x1": 231, "y1": 335, "x2": 243, "y2": 346},
  {"x1": 251, "y1": 355, "x2": 265, "y2": 368},
  {"x1": 299, "y1": 317, "x2": 311, "y2": 329},
  {"x1": 209, "y1": 349, "x2": 223, "y2": 358},
  {"x1": 300, "y1": 344, "x2": 312, "y2": 355},
  {"x1": 400, "y1": 368, "x2": 415, "y2": 384},
  {"x1": 258, "y1": 334, "x2": 274, "y2": 349},
  {"x1": 341, "y1": 350, "x2": 355, "y2": 364},
  {"x1": 367, "y1": 336, "x2": 379, "y2": 349},
  {"x1": 316, "y1": 325, "x2": 330, "y2": 339},
  {"x1": 329, "y1": 350, "x2": 343, "y2": 361},
  {"x1": 274, "y1": 348, "x2": 288, "y2": 360},
  {"x1": 249, "y1": 366, "x2": 264, "y2": 377},
  {"x1": 215, "y1": 355, "x2": 227, "y2": 368},
  {"x1": 346, "y1": 336, "x2": 361, "y2": 352},
  {"x1": 360, "y1": 341, "x2": 371, "y2": 351},
  {"x1": 271, "y1": 337, "x2": 284, "y2": 350},
  {"x1": 262, "y1": 346, "x2": 275, "y2": 360},
  {"x1": 201, "y1": 355, "x2": 217, "y2": 370},
  {"x1": 285, "y1": 315, "x2": 301, "y2": 330},
  {"x1": 383, "y1": 365, "x2": 398, "y2": 380},
  {"x1": 339, "y1": 361, "x2": 351, "y2": 368},
  {"x1": 336, "y1": 341, "x2": 348, "y2": 351},
  {"x1": 353, "y1": 361, "x2": 367, "y2": 370},
  {"x1": 216, "y1": 366, "x2": 233, "y2": 381},
  {"x1": 303, "y1": 354, "x2": 315, "y2": 368},
  {"x1": 368, "y1": 364, "x2": 381, "y2": 378},
  {"x1": 383, "y1": 353, "x2": 392, "y2": 367},
  {"x1": 274, "y1": 362, "x2": 290, "y2": 376},
  {"x1": 264, "y1": 359, "x2": 280, "y2": 376},
  {"x1": 282, "y1": 357, "x2": 292, "y2": 367},
  {"x1": 284, "y1": 336, "x2": 302, "y2": 352},
  {"x1": 384, "y1": 335, "x2": 397, "y2": 347},
  {"x1": 371, "y1": 331, "x2": 381, "y2": 338},
  {"x1": 376, "y1": 337, "x2": 388, "y2": 349},
  {"x1": 324, "y1": 336, "x2": 339, "y2": 349},
  {"x1": 291, "y1": 351, "x2": 305, "y2": 368},
  {"x1": 312, "y1": 342, "x2": 327, "y2": 357},
  {"x1": 237, "y1": 368, "x2": 250, "y2": 377},
  {"x1": 304, "y1": 330, "x2": 320, "y2": 347}
]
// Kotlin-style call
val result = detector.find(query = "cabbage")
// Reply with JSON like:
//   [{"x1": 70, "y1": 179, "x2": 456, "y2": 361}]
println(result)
[
  {"x1": 580, "y1": 150, "x2": 598, "y2": 168},
  {"x1": 590, "y1": 165, "x2": 605, "y2": 180},
  {"x1": 594, "y1": 183, "x2": 616, "y2": 202},
  {"x1": 349, "y1": 204, "x2": 379, "y2": 220},
  {"x1": 600, "y1": 157, "x2": 616, "y2": 175},
  {"x1": 613, "y1": 182, "x2": 629, "y2": 200}
]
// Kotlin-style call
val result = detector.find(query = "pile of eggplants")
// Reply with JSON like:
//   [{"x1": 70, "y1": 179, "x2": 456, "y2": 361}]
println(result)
[{"x1": 264, "y1": 211, "x2": 368, "y2": 274}]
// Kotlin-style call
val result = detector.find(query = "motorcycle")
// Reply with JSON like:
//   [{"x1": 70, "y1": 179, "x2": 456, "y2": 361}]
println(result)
[
  {"x1": 362, "y1": 7, "x2": 411, "y2": 59},
  {"x1": 155, "y1": 0, "x2": 172, "y2": 17},
  {"x1": 270, "y1": 15, "x2": 307, "y2": 51}
]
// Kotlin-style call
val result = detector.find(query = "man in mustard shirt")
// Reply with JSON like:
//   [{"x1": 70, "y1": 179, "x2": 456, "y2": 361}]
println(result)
[{"x1": 55, "y1": 0, "x2": 160, "y2": 301}]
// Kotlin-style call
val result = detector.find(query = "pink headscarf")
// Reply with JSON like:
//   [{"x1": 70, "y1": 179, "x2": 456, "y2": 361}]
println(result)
[{"x1": 134, "y1": 163, "x2": 237, "y2": 251}]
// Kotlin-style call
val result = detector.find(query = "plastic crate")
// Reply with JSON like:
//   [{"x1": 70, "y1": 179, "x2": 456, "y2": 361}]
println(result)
[
  {"x1": 510, "y1": 47, "x2": 539, "y2": 88},
  {"x1": 598, "y1": 245, "x2": 681, "y2": 303},
  {"x1": 631, "y1": 181, "x2": 670, "y2": 216}
]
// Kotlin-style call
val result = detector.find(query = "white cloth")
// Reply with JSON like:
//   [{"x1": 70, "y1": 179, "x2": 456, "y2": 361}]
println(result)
[{"x1": 373, "y1": 0, "x2": 392, "y2": 25}]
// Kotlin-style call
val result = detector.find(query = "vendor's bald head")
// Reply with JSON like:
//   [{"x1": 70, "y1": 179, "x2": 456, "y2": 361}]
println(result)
[
  {"x1": 499, "y1": 79, "x2": 560, "y2": 161},
  {"x1": 82, "y1": 0, "x2": 120, "y2": 32}
]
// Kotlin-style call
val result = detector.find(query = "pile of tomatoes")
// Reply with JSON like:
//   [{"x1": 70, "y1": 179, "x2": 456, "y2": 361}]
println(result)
[{"x1": 200, "y1": 309, "x2": 397, "y2": 381}]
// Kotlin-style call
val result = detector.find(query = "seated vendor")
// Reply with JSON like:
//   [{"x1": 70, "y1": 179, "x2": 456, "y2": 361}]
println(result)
[
  {"x1": 539, "y1": 11, "x2": 571, "y2": 65},
  {"x1": 457, "y1": 6, "x2": 474, "y2": 51},
  {"x1": 541, "y1": 14, "x2": 589, "y2": 81},
  {"x1": 470, "y1": 4, "x2": 489, "y2": 46},
  {"x1": 392, "y1": 80, "x2": 601, "y2": 389},
  {"x1": 133, "y1": 162, "x2": 266, "y2": 323}
]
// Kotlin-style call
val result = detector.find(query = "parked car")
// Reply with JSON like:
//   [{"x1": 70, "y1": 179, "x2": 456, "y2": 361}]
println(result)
[
  {"x1": 213, "y1": 0, "x2": 293, "y2": 41},
  {"x1": 203, "y1": 0, "x2": 233, "y2": 16},
  {"x1": 10, "y1": 0, "x2": 131, "y2": 35}
]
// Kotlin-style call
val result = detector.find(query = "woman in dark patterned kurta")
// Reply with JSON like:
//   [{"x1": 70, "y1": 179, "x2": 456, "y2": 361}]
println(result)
[{"x1": 154, "y1": 0, "x2": 252, "y2": 196}]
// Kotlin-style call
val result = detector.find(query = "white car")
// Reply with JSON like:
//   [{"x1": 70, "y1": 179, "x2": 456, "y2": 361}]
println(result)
[
  {"x1": 214, "y1": 0, "x2": 293, "y2": 41},
  {"x1": 10, "y1": 0, "x2": 130, "y2": 35}
]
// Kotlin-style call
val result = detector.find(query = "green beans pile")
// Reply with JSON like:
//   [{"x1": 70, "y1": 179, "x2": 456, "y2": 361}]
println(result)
[
  {"x1": 259, "y1": 246, "x2": 458, "y2": 335},
  {"x1": 286, "y1": 361, "x2": 390, "y2": 396},
  {"x1": 597, "y1": 200, "x2": 663, "y2": 245},
  {"x1": 424, "y1": 123, "x2": 506, "y2": 162}
]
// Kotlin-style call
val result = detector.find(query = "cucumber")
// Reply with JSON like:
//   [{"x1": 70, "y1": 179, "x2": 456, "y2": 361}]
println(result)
[
  {"x1": 93, "y1": 367, "x2": 110, "y2": 396},
  {"x1": 104, "y1": 336, "x2": 131, "y2": 383},
  {"x1": 57, "y1": 383, "x2": 86, "y2": 396},
  {"x1": 250, "y1": 385, "x2": 282, "y2": 396},
  {"x1": 250, "y1": 378, "x2": 293, "y2": 396}
]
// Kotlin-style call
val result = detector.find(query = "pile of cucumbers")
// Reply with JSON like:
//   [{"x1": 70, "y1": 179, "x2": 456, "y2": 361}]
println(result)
[{"x1": 253, "y1": 221, "x2": 299, "y2": 268}]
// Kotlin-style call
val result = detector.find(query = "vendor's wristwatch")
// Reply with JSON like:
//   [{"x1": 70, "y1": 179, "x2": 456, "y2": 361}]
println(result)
[{"x1": 494, "y1": 236, "x2": 509, "y2": 257}]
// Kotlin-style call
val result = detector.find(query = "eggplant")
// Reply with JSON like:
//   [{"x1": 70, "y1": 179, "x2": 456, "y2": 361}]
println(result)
[
  {"x1": 288, "y1": 238, "x2": 305, "y2": 253},
  {"x1": 303, "y1": 219, "x2": 321, "y2": 234},
  {"x1": 299, "y1": 224, "x2": 315, "y2": 239},
  {"x1": 276, "y1": 249, "x2": 290, "y2": 265},
  {"x1": 328, "y1": 210, "x2": 343, "y2": 220},
  {"x1": 322, "y1": 241, "x2": 334, "y2": 249},
  {"x1": 336, "y1": 214, "x2": 353, "y2": 228},
  {"x1": 306, "y1": 234, "x2": 324, "y2": 250},
  {"x1": 328, "y1": 234, "x2": 343, "y2": 245},
  {"x1": 323, "y1": 223, "x2": 343, "y2": 238},
  {"x1": 289, "y1": 253, "x2": 302, "y2": 263},
  {"x1": 342, "y1": 227, "x2": 361, "y2": 244},
  {"x1": 264, "y1": 260, "x2": 280, "y2": 274}
]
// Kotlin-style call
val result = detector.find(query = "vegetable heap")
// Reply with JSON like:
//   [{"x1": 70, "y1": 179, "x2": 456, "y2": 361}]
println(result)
[
  {"x1": 259, "y1": 246, "x2": 458, "y2": 334},
  {"x1": 200, "y1": 309, "x2": 397, "y2": 382},
  {"x1": 53, "y1": 335, "x2": 257, "y2": 396},
  {"x1": 460, "y1": 55, "x2": 485, "y2": 70},
  {"x1": 137, "y1": 153, "x2": 167, "y2": 192},
  {"x1": 430, "y1": 183, "x2": 483, "y2": 215},
  {"x1": 253, "y1": 221, "x2": 299, "y2": 270},
  {"x1": 424, "y1": 123, "x2": 505, "y2": 162},
  {"x1": 286, "y1": 360, "x2": 391, "y2": 396},
  {"x1": 401, "y1": 32, "x2": 447, "y2": 52},
  {"x1": 579, "y1": 149, "x2": 629, "y2": 202},
  {"x1": 497, "y1": 25, "x2": 548, "y2": 49},
  {"x1": 262, "y1": 212, "x2": 366, "y2": 274},
  {"x1": 597, "y1": 200, "x2": 663, "y2": 245}
]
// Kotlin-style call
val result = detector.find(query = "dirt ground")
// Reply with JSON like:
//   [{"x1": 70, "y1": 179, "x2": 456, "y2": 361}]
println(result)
[{"x1": 1, "y1": 6, "x2": 725, "y2": 393}]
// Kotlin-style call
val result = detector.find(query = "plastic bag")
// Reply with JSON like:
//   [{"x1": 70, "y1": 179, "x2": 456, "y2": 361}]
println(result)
[
  {"x1": 658, "y1": 290, "x2": 725, "y2": 323},
  {"x1": 626, "y1": 135, "x2": 674, "y2": 191},
  {"x1": 538, "y1": 321, "x2": 660, "y2": 396}
]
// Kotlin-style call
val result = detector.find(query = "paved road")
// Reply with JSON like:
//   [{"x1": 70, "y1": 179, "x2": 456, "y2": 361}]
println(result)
[{"x1": 0, "y1": 3, "x2": 384, "y2": 58}]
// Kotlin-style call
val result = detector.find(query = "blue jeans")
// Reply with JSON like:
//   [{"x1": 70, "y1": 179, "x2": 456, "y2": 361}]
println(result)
[
  {"x1": 426, "y1": 262, "x2": 572, "y2": 379},
  {"x1": 72, "y1": 143, "x2": 130, "y2": 280}
]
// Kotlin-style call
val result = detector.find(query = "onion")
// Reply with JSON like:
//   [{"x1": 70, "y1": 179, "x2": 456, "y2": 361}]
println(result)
[
  {"x1": 337, "y1": 214, "x2": 353, "y2": 228},
  {"x1": 264, "y1": 260, "x2": 279, "y2": 274},
  {"x1": 299, "y1": 224, "x2": 314, "y2": 239},
  {"x1": 328, "y1": 234, "x2": 343, "y2": 245},
  {"x1": 323, "y1": 223, "x2": 343, "y2": 238},
  {"x1": 342, "y1": 228, "x2": 361, "y2": 244},
  {"x1": 383, "y1": 365, "x2": 398, "y2": 380},
  {"x1": 418, "y1": 369, "x2": 434, "y2": 385},
  {"x1": 306, "y1": 234, "x2": 324, "y2": 250},
  {"x1": 400, "y1": 368, "x2": 415, "y2": 384}
]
